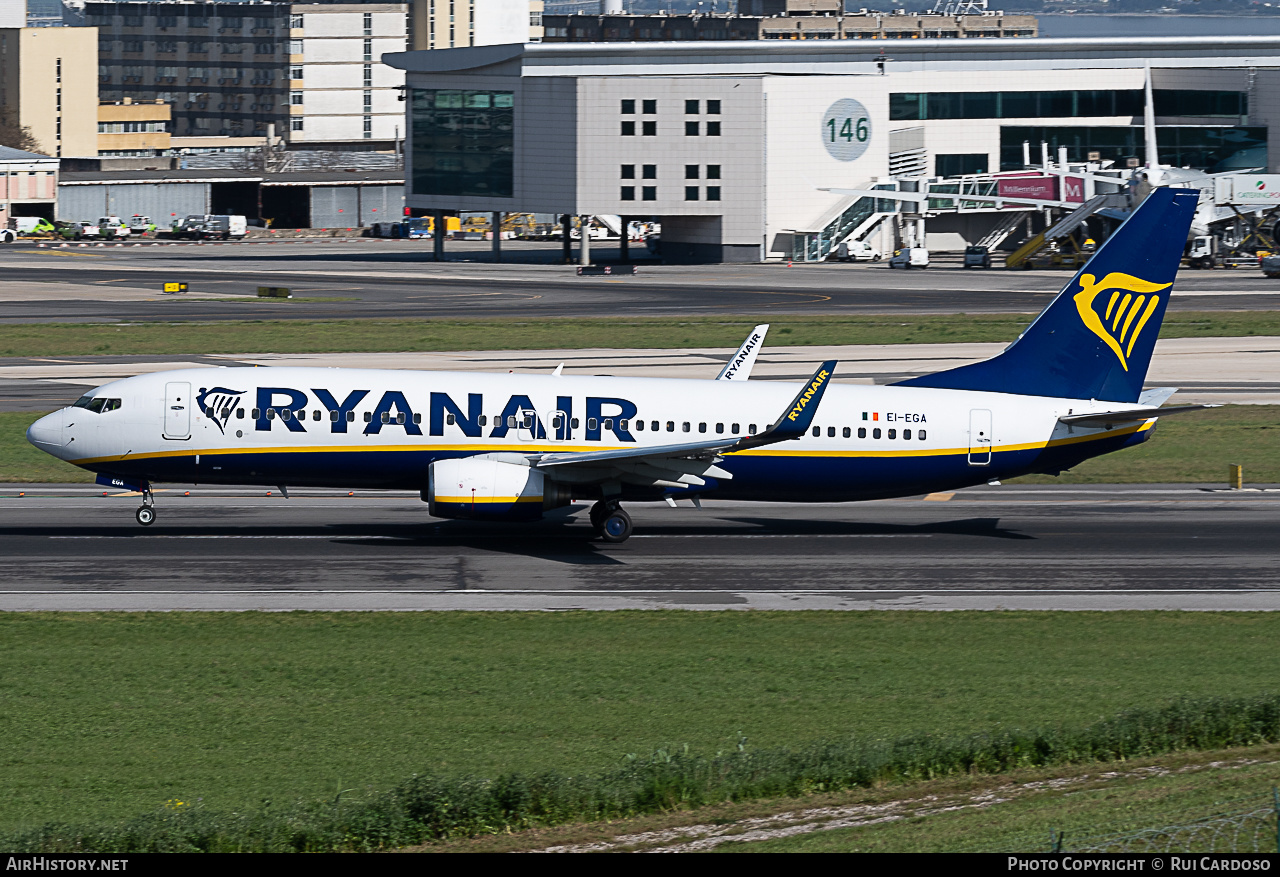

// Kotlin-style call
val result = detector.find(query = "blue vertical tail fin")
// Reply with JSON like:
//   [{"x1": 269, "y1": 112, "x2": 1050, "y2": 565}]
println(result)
[{"x1": 895, "y1": 187, "x2": 1199, "y2": 402}]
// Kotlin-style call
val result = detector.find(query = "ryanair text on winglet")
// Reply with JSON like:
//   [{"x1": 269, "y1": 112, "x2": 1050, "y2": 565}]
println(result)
[{"x1": 786, "y1": 369, "x2": 831, "y2": 422}]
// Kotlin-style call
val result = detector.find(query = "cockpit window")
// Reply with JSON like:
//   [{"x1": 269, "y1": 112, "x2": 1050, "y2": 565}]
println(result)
[{"x1": 72, "y1": 396, "x2": 122, "y2": 413}]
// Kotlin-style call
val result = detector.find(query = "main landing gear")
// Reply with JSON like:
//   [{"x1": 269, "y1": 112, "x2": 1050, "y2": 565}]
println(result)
[
  {"x1": 135, "y1": 484, "x2": 156, "y2": 526},
  {"x1": 589, "y1": 499, "x2": 632, "y2": 544}
]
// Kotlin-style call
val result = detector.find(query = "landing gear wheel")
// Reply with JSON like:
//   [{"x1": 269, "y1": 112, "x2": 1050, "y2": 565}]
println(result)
[
  {"x1": 600, "y1": 508, "x2": 633, "y2": 544},
  {"x1": 588, "y1": 500, "x2": 611, "y2": 532},
  {"x1": 136, "y1": 506, "x2": 156, "y2": 526}
]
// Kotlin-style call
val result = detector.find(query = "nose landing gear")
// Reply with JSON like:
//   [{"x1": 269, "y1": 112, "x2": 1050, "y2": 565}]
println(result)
[
  {"x1": 135, "y1": 484, "x2": 156, "y2": 526},
  {"x1": 589, "y1": 500, "x2": 632, "y2": 544}
]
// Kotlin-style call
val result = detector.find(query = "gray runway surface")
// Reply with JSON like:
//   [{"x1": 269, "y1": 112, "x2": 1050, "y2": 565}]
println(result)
[
  {"x1": 1, "y1": 239, "x2": 1279, "y2": 322},
  {"x1": 2, "y1": 484, "x2": 1277, "y2": 611}
]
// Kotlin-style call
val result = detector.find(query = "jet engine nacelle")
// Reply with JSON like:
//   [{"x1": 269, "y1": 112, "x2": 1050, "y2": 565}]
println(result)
[{"x1": 426, "y1": 455, "x2": 569, "y2": 521}]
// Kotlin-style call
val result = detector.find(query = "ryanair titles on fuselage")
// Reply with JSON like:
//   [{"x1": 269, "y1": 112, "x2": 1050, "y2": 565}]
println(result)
[{"x1": 200, "y1": 384, "x2": 641, "y2": 443}]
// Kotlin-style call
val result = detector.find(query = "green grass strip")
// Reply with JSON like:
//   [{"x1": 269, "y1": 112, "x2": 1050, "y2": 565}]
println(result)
[
  {"x1": 3, "y1": 405, "x2": 1276, "y2": 484},
  {"x1": 8, "y1": 695, "x2": 1280, "y2": 852},
  {"x1": 2, "y1": 311, "x2": 1280, "y2": 356}
]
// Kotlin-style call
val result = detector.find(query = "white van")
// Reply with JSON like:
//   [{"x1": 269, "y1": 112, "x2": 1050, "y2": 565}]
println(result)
[
  {"x1": 888, "y1": 247, "x2": 929, "y2": 269},
  {"x1": 833, "y1": 240, "x2": 882, "y2": 262}
]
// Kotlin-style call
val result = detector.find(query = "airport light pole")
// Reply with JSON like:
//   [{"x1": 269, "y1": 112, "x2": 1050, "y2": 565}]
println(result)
[{"x1": 492, "y1": 211, "x2": 501, "y2": 263}]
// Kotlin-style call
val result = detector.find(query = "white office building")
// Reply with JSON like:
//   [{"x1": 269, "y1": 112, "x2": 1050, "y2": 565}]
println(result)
[
  {"x1": 386, "y1": 37, "x2": 1280, "y2": 262},
  {"x1": 287, "y1": 3, "x2": 408, "y2": 149}
]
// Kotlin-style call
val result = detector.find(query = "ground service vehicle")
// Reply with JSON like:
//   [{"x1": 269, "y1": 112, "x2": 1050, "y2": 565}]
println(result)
[
  {"x1": 1186, "y1": 235, "x2": 1220, "y2": 269},
  {"x1": 6, "y1": 217, "x2": 56, "y2": 239},
  {"x1": 963, "y1": 245, "x2": 993, "y2": 269},
  {"x1": 128, "y1": 215, "x2": 157, "y2": 235},
  {"x1": 96, "y1": 217, "x2": 132, "y2": 239},
  {"x1": 1261, "y1": 254, "x2": 1280, "y2": 278},
  {"x1": 888, "y1": 247, "x2": 929, "y2": 269},
  {"x1": 833, "y1": 240, "x2": 882, "y2": 262},
  {"x1": 172, "y1": 215, "x2": 247, "y2": 240},
  {"x1": 372, "y1": 219, "x2": 432, "y2": 239},
  {"x1": 28, "y1": 190, "x2": 1213, "y2": 543}
]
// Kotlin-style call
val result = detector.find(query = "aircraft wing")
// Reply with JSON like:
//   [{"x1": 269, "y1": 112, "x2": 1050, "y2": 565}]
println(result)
[
  {"x1": 533, "y1": 360, "x2": 837, "y2": 487},
  {"x1": 1058, "y1": 404, "x2": 1218, "y2": 429},
  {"x1": 716, "y1": 324, "x2": 769, "y2": 381}
]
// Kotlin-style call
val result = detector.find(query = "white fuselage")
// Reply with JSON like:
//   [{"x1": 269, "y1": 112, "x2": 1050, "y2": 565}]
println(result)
[{"x1": 29, "y1": 366, "x2": 1153, "y2": 503}]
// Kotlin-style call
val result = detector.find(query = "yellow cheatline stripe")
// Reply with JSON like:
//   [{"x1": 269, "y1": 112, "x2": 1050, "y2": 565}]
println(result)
[
  {"x1": 69, "y1": 422, "x2": 1153, "y2": 467},
  {"x1": 434, "y1": 495, "x2": 541, "y2": 504}
]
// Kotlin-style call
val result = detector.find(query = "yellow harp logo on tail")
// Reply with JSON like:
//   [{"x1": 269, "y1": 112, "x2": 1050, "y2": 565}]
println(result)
[{"x1": 1072, "y1": 272, "x2": 1172, "y2": 371}]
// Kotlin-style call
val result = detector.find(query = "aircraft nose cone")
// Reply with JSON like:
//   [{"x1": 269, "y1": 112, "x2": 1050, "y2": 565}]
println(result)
[{"x1": 26, "y1": 411, "x2": 66, "y2": 451}]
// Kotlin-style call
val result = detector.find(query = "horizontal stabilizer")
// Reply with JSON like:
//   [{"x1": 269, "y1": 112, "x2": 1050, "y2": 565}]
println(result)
[{"x1": 1058, "y1": 404, "x2": 1218, "y2": 429}]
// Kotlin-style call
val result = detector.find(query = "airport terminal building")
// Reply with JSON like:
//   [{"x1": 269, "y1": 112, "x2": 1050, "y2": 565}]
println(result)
[{"x1": 385, "y1": 37, "x2": 1280, "y2": 262}]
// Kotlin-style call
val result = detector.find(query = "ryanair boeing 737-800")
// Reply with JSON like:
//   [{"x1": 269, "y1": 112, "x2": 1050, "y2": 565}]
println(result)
[{"x1": 26, "y1": 188, "x2": 1208, "y2": 544}]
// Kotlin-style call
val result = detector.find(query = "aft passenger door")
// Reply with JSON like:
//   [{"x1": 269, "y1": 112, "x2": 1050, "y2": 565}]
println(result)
[
  {"x1": 967, "y1": 408, "x2": 992, "y2": 465},
  {"x1": 164, "y1": 381, "x2": 191, "y2": 440}
]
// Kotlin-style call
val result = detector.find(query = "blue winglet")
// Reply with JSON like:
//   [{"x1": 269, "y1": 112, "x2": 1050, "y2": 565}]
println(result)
[
  {"x1": 734, "y1": 360, "x2": 837, "y2": 450},
  {"x1": 894, "y1": 187, "x2": 1200, "y2": 402}
]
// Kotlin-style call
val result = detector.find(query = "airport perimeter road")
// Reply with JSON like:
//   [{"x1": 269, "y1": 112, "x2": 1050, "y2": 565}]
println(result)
[
  {"x1": 1, "y1": 240, "x2": 1279, "y2": 322},
  {"x1": 1, "y1": 484, "x2": 1277, "y2": 611}
]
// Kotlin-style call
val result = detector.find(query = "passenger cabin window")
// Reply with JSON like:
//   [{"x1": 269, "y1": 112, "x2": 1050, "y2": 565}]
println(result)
[
  {"x1": 843, "y1": 427, "x2": 851, "y2": 438},
  {"x1": 812, "y1": 426, "x2": 820, "y2": 437},
  {"x1": 313, "y1": 410, "x2": 321, "y2": 421},
  {"x1": 732, "y1": 422, "x2": 740, "y2": 433},
  {"x1": 698, "y1": 422, "x2": 707, "y2": 433},
  {"x1": 572, "y1": 417, "x2": 580, "y2": 429},
  {"x1": 919, "y1": 430, "x2": 927, "y2": 440},
  {"x1": 651, "y1": 420, "x2": 659, "y2": 431},
  {"x1": 237, "y1": 408, "x2": 245, "y2": 419},
  {"x1": 666, "y1": 421, "x2": 675, "y2": 432},
  {"x1": 330, "y1": 410, "x2": 339, "y2": 422},
  {"x1": 904, "y1": 429, "x2": 911, "y2": 439},
  {"x1": 446, "y1": 413, "x2": 456, "y2": 425},
  {"x1": 682, "y1": 422, "x2": 690, "y2": 432},
  {"x1": 479, "y1": 415, "x2": 488, "y2": 426},
  {"x1": 364, "y1": 411, "x2": 372, "y2": 422},
  {"x1": 888, "y1": 429, "x2": 896, "y2": 439},
  {"x1": 858, "y1": 427, "x2": 866, "y2": 438},
  {"x1": 346, "y1": 411, "x2": 355, "y2": 422},
  {"x1": 873, "y1": 428, "x2": 881, "y2": 439},
  {"x1": 828, "y1": 427, "x2": 836, "y2": 437},
  {"x1": 716, "y1": 423, "x2": 724, "y2": 434},
  {"x1": 588, "y1": 418, "x2": 598, "y2": 430},
  {"x1": 749, "y1": 424, "x2": 757, "y2": 434},
  {"x1": 635, "y1": 419, "x2": 643, "y2": 431}
]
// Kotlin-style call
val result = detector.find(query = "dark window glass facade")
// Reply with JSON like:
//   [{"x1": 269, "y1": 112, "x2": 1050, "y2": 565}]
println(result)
[
  {"x1": 935, "y1": 153, "x2": 988, "y2": 176},
  {"x1": 411, "y1": 89, "x2": 514, "y2": 199},
  {"x1": 999, "y1": 126, "x2": 1267, "y2": 172},
  {"x1": 891, "y1": 89, "x2": 1246, "y2": 121}
]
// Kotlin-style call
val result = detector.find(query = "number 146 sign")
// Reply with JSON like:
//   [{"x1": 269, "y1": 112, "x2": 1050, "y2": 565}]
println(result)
[{"x1": 821, "y1": 98, "x2": 872, "y2": 161}]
